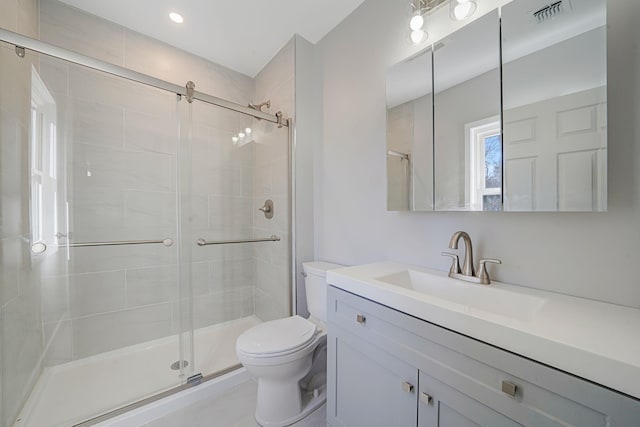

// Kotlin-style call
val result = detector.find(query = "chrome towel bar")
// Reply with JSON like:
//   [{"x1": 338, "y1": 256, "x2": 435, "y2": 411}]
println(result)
[{"x1": 196, "y1": 235, "x2": 280, "y2": 246}]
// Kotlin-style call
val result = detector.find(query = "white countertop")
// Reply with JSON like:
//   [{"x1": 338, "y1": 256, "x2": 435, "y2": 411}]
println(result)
[{"x1": 327, "y1": 262, "x2": 640, "y2": 400}]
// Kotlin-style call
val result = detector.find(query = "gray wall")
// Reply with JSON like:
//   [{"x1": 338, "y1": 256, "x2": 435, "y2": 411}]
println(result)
[
  {"x1": 315, "y1": 0, "x2": 640, "y2": 308},
  {"x1": 294, "y1": 35, "x2": 320, "y2": 316},
  {"x1": 253, "y1": 37, "x2": 295, "y2": 322},
  {"x1": 0, "y1": 1, "x2": 42, "y2": 425}
]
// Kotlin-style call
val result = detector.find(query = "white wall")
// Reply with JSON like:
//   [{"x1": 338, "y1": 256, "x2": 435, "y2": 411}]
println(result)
[{"x1": 315, "y1": 0, "x2": 640, "y2": 308}]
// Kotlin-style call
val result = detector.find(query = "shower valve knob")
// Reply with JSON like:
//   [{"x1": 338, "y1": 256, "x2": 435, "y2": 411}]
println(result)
[{"x1": 259, "y1": 199, "x2": 274, "y2": 219}]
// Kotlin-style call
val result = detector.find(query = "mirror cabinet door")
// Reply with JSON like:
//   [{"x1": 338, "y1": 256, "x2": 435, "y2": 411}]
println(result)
[
  {"x1": 433, "y1": 10, "x2": 502, "y2": 211},
  {"x1": 501, "y1": 0, "x2": 607, "y2": 211},
  {"x1": 386, "y1": 49, "x2": 434, "y2": 212}
]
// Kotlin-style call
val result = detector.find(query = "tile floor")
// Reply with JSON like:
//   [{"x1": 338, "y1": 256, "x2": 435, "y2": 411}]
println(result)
[{"x1": 144, "y1": 379, "x2": 327, "y2": 427}]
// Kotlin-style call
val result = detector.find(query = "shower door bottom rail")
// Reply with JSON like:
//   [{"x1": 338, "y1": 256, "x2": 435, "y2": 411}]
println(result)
[{"x1": 196, "y1": 235, "x2": 280, "y2": 246}]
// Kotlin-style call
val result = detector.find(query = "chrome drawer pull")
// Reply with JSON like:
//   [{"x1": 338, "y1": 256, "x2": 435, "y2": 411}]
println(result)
[
  {"x1": 501, "y1": 380, "x2": 518, "y2": 397},
  {"x1": 420, "y1": 392, "x2": 433, "y2": 405},
  {"x1": 356, "y1": 313, "x2": 366, "y2": 324},
  {"x1": 402, "y1": 382, "x2": 415, "y2": 393}
]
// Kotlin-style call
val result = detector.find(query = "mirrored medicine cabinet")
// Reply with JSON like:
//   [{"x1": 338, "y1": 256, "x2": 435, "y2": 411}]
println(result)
[{"x1": 386, "y1": 0, "x2": 607, "y2": 212}]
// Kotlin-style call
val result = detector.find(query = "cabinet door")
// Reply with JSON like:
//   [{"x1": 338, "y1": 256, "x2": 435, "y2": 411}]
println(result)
[
  {"x1": 327, "y1": 326, "x2": 418, "y2": 427},
  {"x1": 418, "y1": 371, "x2": 522, "y2": 427}
]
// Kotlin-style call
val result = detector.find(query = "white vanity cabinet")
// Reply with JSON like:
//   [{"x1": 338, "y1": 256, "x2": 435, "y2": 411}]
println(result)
[{"x1": 327, "y1": 286, "x2": 640, "y2": 427}]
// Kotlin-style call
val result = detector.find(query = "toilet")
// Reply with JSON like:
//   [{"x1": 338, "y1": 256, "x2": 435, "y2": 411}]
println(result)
[{"x1": 236, "y1": 261, "x2": 342, "y2": 427}]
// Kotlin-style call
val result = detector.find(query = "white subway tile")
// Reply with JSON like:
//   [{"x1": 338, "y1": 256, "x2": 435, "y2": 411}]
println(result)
[
  {"x1": 68, "y1": 271, "x2": 126, "y2": 318},
  {"x1": 124, "y1": 191, "x2": 176, "y2": 230},
  {"x1": 43, "y1": 319, "x2": 72, "y2": 366},
  {"x1": 72, "y1": 303, "x2": 172, "y2": 358},
  {"x1": 72, "y1": 99, "x2": 124, "y2": 148},
  {"x1": 40, "y1": 0, "x2": 125, "y2": 65}
]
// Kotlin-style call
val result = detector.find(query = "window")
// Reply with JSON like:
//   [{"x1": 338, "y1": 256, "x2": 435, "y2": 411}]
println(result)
[
  {"x1": 30, "y1": 66, "x2": 59, "y2": 251},
  {"x1": 466, "y1": 117, "x2": 501, "y2": 211}
]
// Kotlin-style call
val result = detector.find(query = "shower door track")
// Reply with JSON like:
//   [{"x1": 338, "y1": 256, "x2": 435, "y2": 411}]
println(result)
[{"x1": 0, "y1": 28, "x2": 289, "y2": 127}]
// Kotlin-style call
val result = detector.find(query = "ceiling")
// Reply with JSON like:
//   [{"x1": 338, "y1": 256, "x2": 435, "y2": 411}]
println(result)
[{"x1": 58, "y1": 0, "x2": 366, "y2": 77}]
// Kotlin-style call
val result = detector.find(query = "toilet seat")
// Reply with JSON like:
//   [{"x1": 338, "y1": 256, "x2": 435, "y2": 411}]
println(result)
[{"x1": 237, "y1": 315, "x2": 319, "y2": 359}]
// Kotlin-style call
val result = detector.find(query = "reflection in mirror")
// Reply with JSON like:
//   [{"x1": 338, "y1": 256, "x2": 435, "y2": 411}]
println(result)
[
  {"x1": 502, "y1": 0, "x2": 607, "y2": 211},
  {"x1": 386, "y1": 49, "x2": 434, "y2": 211},
  {"x1": 433, "y1": 10, "x2": 501, "y2": 211}
]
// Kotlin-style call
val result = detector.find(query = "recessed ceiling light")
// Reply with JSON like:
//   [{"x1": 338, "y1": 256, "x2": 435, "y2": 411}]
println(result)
[{"x1": 169, "y1": 12, "x2": 184, "y2": 24}]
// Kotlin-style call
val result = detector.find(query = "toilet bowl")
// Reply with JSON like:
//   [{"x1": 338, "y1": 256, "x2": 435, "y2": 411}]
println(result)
[{"x1": 236, "y1": 261, "x2": 342, "y2": 427}]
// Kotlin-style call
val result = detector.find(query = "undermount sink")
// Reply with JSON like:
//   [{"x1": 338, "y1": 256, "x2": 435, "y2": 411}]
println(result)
[{"x1": 375, "y1": 269, "x2": 546, "y2": 322}]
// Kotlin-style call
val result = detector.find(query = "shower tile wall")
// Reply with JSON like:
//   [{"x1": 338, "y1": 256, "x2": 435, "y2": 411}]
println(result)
[
  {"x1": 0, "y1": 0, "x2": 41, "y2": 425},
  {"x1": 253, "y1": 39, "x2": 295, "y2": 322},
  {"x1": 38, "y1": 0, "x2": 259, "y2": 363}
]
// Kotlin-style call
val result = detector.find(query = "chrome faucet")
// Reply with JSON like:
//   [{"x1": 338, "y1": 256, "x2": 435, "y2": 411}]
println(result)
[
  {"x1": 441, "y1": 231, "x2": 501, "y2": 285},
  {"x1": 449, "y1": 231, "x2": 475, "y2": 277}
]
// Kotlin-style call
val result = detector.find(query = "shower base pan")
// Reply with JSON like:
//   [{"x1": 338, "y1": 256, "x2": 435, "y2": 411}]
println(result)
[{"x1": 15, "y1": 316, "x2": 261, "y2": 427}]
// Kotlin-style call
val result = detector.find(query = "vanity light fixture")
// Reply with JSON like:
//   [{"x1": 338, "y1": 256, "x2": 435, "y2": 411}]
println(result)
[
  {"x1": 169, "y1": 12, "x2": 184, "y2": 24},
  {"x1": 450, "y1": 0, "x2": 477, "y2": 21},
  {"x1": 409, "y1": 0, "x2": 428, "y2": 44},
  {"x1": 409, "y1": 0, "x2": 452, "y2": 45}
]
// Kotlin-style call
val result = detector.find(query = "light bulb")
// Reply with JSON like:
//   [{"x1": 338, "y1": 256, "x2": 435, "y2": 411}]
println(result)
[
  {"x1": 238, "y1": 132, "x2": 245, "y2": 138},
  {"x1": 411, "y1": 29, "x2": 427, "y2": 45},
  {"x1": 232, "y1": 136, "x2": 239, "y2": 143},
  {"x1": 452, "y1": 1, "x2": 476, "y2": 20},
  {"x1": 245, "y1": 127, "x2": 252, "y2": 134},
  {"x1": 409, "y1": 14, "x2": 424, "y2": 31},
  {"x1": 169, "y1": 12, "x2": 184, "y2": 24}
]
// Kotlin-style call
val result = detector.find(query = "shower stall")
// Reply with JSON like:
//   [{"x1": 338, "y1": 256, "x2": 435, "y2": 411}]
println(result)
[{"x1": 0, "y1": 29, "x2": 292, "y2": 427}]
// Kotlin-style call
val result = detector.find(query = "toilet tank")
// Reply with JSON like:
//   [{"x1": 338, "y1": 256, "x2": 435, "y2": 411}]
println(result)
[{"x1": 303, "y1": 261, "x2": 343, "y2": 323}]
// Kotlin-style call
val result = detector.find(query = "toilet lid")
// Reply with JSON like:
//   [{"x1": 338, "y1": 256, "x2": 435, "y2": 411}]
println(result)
[{"x1": 237, "y1": 315, "x2": 317, "y2": 356}]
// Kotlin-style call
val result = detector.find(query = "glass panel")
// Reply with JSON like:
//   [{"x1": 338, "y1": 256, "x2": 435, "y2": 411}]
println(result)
[
  {"x1": 1, "y1": 40, "x2": 192, "y2": 426},
  {"x1": 187, "y1": 99, "x2": 291, "y2": 378},
  {"x1": 434, "y1": 10, "x2": 501, "y2": 211},
  {"x1": 484, "y1": 135, "x2": 502, "y2": 189},
  {"x1": 1, "y1": 39, "x2": 46, "y2": 427}
]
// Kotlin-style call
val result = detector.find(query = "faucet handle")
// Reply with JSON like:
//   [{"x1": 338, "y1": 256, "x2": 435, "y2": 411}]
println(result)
[
  {"x1": 477, "y1": 259, "x2": 502, "y2": 285},
  {"x1": 441, "y1": 252, "x2": 461, "y2": 275}
]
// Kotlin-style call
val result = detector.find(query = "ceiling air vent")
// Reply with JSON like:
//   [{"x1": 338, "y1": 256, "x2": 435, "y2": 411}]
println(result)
[{"x1": 533, "y1": 1, "x2": 569, "y2": 23}]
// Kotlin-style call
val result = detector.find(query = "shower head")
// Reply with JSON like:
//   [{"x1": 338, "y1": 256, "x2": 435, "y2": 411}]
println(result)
[{"x1": 248, "y1": 100, "x2": 271, "y2": 112}]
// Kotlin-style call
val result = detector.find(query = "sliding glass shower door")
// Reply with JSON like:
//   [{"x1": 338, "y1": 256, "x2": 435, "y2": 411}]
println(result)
[{"x1": 181, "y1": 97, "x2": 292, "y2": 379}]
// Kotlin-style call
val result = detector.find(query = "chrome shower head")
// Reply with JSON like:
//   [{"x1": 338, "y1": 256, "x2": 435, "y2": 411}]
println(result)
[{"x1": 248, "y1": 100, "x2": 271, "y2": 112}]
